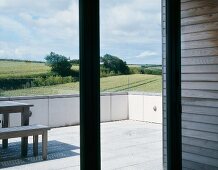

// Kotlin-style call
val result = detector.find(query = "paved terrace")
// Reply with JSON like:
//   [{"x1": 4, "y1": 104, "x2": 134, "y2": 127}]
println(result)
[{"x1": 0, "y1": 120, "x2": 162, "y2": 170}]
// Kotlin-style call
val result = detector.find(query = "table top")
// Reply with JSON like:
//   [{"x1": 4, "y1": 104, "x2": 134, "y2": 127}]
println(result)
[{"x1": 0, "y1": 101, "x2": 33, "y2": 109}]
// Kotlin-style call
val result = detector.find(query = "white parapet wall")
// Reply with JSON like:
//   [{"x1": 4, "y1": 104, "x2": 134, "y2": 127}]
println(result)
[
  {"x1": 0, "y1": 92, "x2": 161, "y2": 128},
  {"x1": 1, "y1": 93, "x2": 129, "y2": 128},
  {"x1": 128, "y1": 92, "x2": 162, "y2": 123}
]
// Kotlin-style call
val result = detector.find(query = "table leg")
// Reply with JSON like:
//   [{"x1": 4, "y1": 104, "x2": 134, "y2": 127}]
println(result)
[
  {"x1": 33, "y1": 135, "x2": 38, "y2": 156},
  {"x1": 21, "y1": 107, "x2": 30, "y2": 157},
  {"x1": 2, "y1": 113, "x2": 9, "y2": 149},
  {"x1": 42, "y1": 131, "x2": 48, "y2": 160}
]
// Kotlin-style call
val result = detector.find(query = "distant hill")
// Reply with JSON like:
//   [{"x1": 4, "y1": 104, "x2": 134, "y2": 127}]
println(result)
[
  {"x1": 0, "y1": 58, "x2": 45, "y2": 63},
  {"x1": 128, "y1": 64, "x2": 162, "y2": 68}
]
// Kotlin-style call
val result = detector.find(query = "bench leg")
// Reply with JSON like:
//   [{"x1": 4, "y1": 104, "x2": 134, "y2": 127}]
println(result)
[
  {"x1": 21, "y1": 108, "x2": 30, "y2": 157},
  {"x1": 33, "y1": 135, "x2": 38, "y2": 156},
  {"x1": 2, "y1": 113, "x2": 9, "y2": 149},
  {"x1": 21, "y1": 137, "x2": 28, "y2": 157},
  {"x1": 42, "y1": 131, "x2": 48, "y2": 160}
]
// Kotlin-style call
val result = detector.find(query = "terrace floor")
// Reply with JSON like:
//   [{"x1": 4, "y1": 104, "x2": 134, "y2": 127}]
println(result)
[{"x1": 0, "y1": 120, "x2": 162, "y2": 170}]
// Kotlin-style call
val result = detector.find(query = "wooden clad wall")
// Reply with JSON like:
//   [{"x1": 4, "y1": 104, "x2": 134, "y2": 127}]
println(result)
[{"x1": 162, "y1": 0, "x2": 218, "y2": 169}]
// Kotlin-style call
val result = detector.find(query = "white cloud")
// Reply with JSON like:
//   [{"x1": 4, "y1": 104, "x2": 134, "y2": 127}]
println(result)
[
  {"x1": 0, "y1": 0, "x2": 72, "y2": 16},
  {"x1": 135, "y1": 51, "x2": 158, "y2": 59},
  {"x1": 0, "y1": 0, "x2": 161, "y2": 64},
  {"x1": 0, "y1": 41, "x2": 47, "y2": 60},
  {"x1": 100, "y1": 0, "x2": 161, "y2": 64},
  {"x1": 0, "y1": 0, "x2": 79, "y2": 60},
  {"x1": 0, "y1": 16, "x2": 31, "y2": 39}
]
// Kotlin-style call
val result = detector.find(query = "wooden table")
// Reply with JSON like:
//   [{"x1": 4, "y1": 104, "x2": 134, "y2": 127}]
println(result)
[{"x1": 0, "y1": 101, "x2": 33, "y2": 157}]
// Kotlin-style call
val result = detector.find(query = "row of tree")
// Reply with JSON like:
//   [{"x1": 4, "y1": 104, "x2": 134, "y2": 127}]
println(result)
[{"x1": 45, "y1": 52, "x2": 129, "y2": 77}]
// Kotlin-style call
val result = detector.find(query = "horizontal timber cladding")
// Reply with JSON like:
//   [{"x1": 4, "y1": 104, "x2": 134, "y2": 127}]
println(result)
[
  {"x1": 161, "y1": 0, "x2": 166, "y2": 168},
  {"x1": 164, "y1": 73, "x2": 218, "y2": 82},
  {"x1": 162, "y1": 0, "x2": 218, "y2": 169}
]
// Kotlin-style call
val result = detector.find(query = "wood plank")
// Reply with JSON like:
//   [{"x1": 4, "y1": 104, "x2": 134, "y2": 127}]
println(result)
[
  {"x1": 182, "y1": 21, "x2": 218, "y2": 34},
  {"x1": 163, "y1": 73, "x2": 218, "y2": 82},
  {"x1": 163, "y1": 97, "x2": 218, "y2": 108},
  {"x1": 163, "y1": 56, "x2": 218, "y2": 66},
  {"x1": 182, "y1": 105, "x2": 218, "y2": 116},
  {"x1": 163, "y1": 65, "x2": 218, "y2": 73},
  {"x1": 182, "y1": 98, "x2": 218, "y2": 108},
  {"x1": 163, "y1": 129, "x2": 218, "y2": 142},
  {"x1": 182, "y1": 30, "x2": 218, "y2": 42},
  {"x1": 182, "y1": 121, "x2": 218, "y2": 134},
  {"x1": 164, "y1": 89, "x2": 218, "y2": 99},
  {"x1": 183, "y1": 159, "x2": 218, "y2": 170},
  {"x1": 183, "y1": 152, "x2": 218, "y2": 168},
  {"x1": 181, "y1": 56, "x2": 218, "y2": 65},
  {"x1": 0, "y1": 129, "x2": 46, "y2": 139},
  {"x1": 42, "y1": 131, "x2": 48, "y2": 160},
  {"x1": 163, "y1": 41, "x2": 218, "y2": 51},
  {"x1": 182, "y1": 65, "x2": 218, "y2": 73},
  {"x1": 181, "y1": 73, "x2": 218, "y2": 82},
  {"x1": 0, "y1": 101, "x2": 33, "y2": 108},
  {"x1": 33, "y1": 135, "x2": 39, "y2": 156},
  {"x1": 181, "y1": 0, "x2": 216, "y2": 11},
  {"x1": 164, "y1": 47, "x2": 218, "y2": 57},
  {"x1": 181, "y1": 4, "x2": 218, "y2": 18},
  {"x1": 2, "y1": 113, "x2": 9, "y2": 148},
  {"x1": 182, "y1": 113, "x2": 218, "y2": 125},
  {"x1": 182, "y1": 48, "x2": 218, "y2": 57},
  {"x1": 182, "y1": 136, "x2": 218, "y2": 151},
  {"x1": 182, "y1": 129, "x2": 218, "y2": 142},
  {"x1": 181, "y1": 12, "x2": 218, "y2": 26},
  {"x1": 182, "y1": 82, "x2": 218, "y2": 90},
  {"x1": 183, "y1": 144, "x2": 218, "y2": 159},
  {"x1": 0, "y1": 125, "x2": 49, "y2": 133},
  {"x1": 182, "y1": 39, "x2": 218, "y2": 50},
  {"x1": 181, "y1": 106, "x2": 218, "y2": 118}
]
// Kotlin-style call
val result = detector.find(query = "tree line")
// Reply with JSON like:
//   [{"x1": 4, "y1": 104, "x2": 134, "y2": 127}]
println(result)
[{"x1": 45, "y1": 52, "x2": 131, "y2": 77}]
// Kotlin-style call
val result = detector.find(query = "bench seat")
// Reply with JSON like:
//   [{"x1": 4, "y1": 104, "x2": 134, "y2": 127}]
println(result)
[{"x1": 0, "y1": 125, "x2": 50, "y2": 160}]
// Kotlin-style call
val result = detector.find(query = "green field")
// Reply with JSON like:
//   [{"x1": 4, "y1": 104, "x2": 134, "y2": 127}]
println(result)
[
  {"x1": 0, "y1": 60, "x2": 80, "y2": 78},
  {"x1": 0, "y1": 61, "x2": 50, "y2": 78},
  {"x1": 0, "y1": 60, "x2": 162, "y2": 96},
  {"x1": 0, "y1": 74, "x2": 162, "y2": 96}
]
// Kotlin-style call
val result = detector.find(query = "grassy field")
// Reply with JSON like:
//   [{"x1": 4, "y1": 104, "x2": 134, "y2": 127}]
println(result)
[
  {"x1": 0, "y1": 60, "x2": 162, "y2": 96},
  {"x1": 0, "y1": 61, "x2": 50, "y2": 78},
  {"x1": 0, "y1": 74, "x2": 162, "y2": 96},
  {"x1": 0, "y1": 60, "x2": 79, "y2": 78}
]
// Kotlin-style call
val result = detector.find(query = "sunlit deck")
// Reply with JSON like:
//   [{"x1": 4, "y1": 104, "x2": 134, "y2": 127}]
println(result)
[{"x1": 0, "y1": 120, "x2": 162, "y2": 170}]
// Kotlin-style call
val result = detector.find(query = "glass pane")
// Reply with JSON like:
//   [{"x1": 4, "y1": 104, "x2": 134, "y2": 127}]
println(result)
[
  {"x1": 0, "y1": 0, "x2": 80, "y2": 169},
  {"x1": 100, "y1": 0, "x2": 163, "y2": 169}
]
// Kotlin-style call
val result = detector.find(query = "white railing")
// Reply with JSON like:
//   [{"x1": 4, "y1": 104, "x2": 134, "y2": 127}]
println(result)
[{"x1": 0, "y1": 92, "x2": 162, "y2": 128}]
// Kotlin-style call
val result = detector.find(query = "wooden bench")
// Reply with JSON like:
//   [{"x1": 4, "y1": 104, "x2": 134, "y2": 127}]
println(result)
[{"x1": 0, "y1": 125, "x2": 50, "y2": 160}]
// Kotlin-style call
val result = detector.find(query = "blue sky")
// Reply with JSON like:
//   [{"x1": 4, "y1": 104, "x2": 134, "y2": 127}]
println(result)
[{"x1": 0, "y1": 0, "x2": 161, "y2": 64}]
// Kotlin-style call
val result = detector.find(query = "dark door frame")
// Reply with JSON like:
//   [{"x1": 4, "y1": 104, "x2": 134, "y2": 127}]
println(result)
[
  {"x1": 166, "y1": 0, "x2": 182, "y2": 170},
  {"x1": 79, "y1": 0, "x2": 182, "y2": 170},
  {"x1": 79, "y1": 0, "x2": 101, "y2": 170}
]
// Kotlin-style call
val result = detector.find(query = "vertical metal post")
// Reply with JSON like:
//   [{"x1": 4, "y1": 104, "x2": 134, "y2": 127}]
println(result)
[
  {"x1": 166, "y1": 0, "x2": 182, "y2": 170},
  {"x1": 2, "y1": 113, "x2": 9, "y2": 148},
  {"x1": 79, "y1": 0, "x2": 101, "y2": 170}
]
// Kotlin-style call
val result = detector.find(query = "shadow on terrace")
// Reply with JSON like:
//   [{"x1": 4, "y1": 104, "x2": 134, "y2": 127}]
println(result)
[{"x1": 0, "y1": 140, "x2": 79, "y2": 168}]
